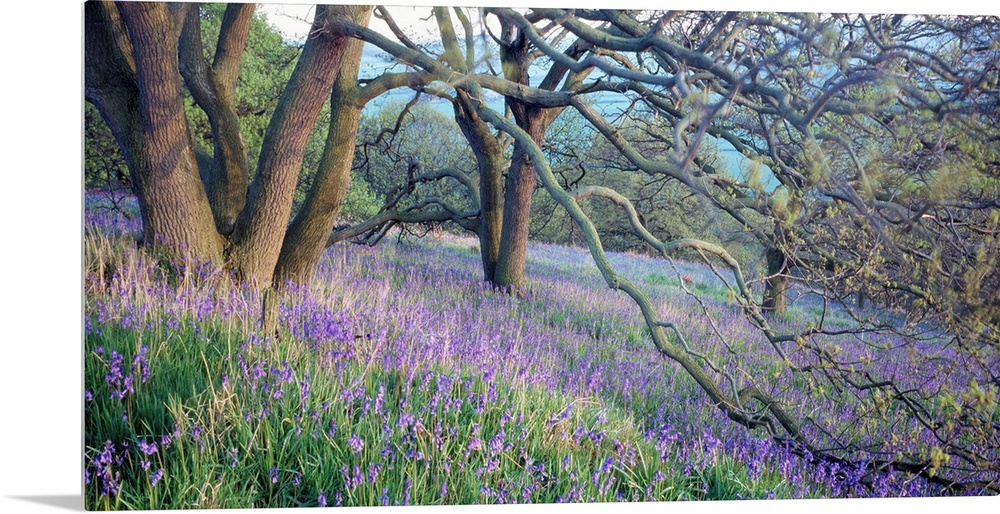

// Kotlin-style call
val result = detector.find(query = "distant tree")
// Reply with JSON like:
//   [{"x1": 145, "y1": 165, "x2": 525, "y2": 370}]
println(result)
[{"x1": 331, "y1": 7, "x2": 593, "y2": 291}]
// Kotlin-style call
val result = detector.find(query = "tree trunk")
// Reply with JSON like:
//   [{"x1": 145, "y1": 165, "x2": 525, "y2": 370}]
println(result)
[
  {"x1": 178, "y1": 3, "x2": 255, "y2": 235},
  {"x1": 229, "y1": 5, "x2": 367, "y2": 288},
  {"x1": 454, "y1": 91, "x2": 505, "y2": 283},
  {"x1": 486, "y1": 28, "x2": 591, "y2": 292},
  {"x1": 491, "y1": 33, "x2": 546, "y2": 292},
  {"x1": 273, "y1": 7, "x2": 372, "y2": 286},
  {"x1": 762, "y1": 246, "x2": 789, "y2": 315},
  {"x1": 492, "y1": 109, "x2": 545, "y2": 291},
  {"x1": 84, "y1": 2, "x2": 143, "y2": 198},
  {"x1": 115, "y1": 2, "x2": 224, "y2": 263}
]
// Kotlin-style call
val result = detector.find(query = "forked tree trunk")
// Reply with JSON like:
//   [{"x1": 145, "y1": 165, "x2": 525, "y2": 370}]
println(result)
[
  {"x1": 178, "y1": 3, "x2": 255, "y2": 235},
  {"x1": 228, "y1": 5, "x2": 366, "y2": 288},
  {"x1": 273, "y1": 6, "x2": 373, "y2": 286},
  {"x1": 762, "y1": 246, "x2": 789, "y2": 314},
  {"x1": 449, "y1": 29, "x2": 590, "y2": 290},
  {"x1": 116, "y1": 2, "x2": 224, "y2": 263},
  {"x1": 89, "y1": 2, "x2": 371, "y2": 292},
  {"x1": 491, "y1": 33, "x2": 549, "y2": 292}
]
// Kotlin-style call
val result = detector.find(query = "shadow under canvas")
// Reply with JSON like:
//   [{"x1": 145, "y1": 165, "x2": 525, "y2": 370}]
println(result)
[{"x1": 9, "y1": 495, "x2": 82, "y2": 511}]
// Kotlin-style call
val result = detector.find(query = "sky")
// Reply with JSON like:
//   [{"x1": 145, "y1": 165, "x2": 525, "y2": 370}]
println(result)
[
  {"x1": 257, "y1": 1, "x2": 1000, "y2": 42},
  {"x1": 259, "y1": 3, "x2": 479, "y2": 42},
  {"x1": 2, "y1": 1, "x2": 1000, "y2": 514}
]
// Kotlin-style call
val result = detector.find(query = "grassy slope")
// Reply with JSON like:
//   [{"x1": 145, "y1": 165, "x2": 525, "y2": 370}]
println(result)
[{"x1": 85, "y1": 197, "x2": 941, "y2": 509}]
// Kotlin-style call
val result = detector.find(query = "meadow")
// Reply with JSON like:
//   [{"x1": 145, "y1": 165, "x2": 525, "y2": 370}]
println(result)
[{"x1": 83, "y1": 193, "x2": 977, "y2": 509}]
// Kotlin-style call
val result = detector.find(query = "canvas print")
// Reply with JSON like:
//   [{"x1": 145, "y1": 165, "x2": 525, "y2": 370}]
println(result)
[{"x1": 84, "y1": 2, "x2": 999, "y2": 509}]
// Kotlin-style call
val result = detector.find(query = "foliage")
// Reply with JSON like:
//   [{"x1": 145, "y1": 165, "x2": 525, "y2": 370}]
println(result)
[
  {"x1": 354, "y1": 100, "x2": 478, "y2": 201},
  {"x1": 84, "y1": 102, "x2": 129, "y2": 190},
  {"x1": 186, "y1": 3, "x2": 299, "y2": 174},
  {"x1": 530, "y1": 109, "x2": 765, "y2": 268}
]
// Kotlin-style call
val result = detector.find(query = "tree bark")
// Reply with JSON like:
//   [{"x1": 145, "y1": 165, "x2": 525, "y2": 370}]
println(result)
[
  {"x1": 115, "y1": 2, "x2": 224, "y2": 263},
  {"x1": 273, "y1": 6, "x2": 372, "y2": 286},
  {"x1": 84, "y1": 2, "x2": 142, "y2": 197},
  {"x1": 488, "y1": 27, "x2": 591, "y2": 291},
  {"x1": 491, "y1": 33, "x2": 547, "y2": 292},
  {"x1": 492, "y1": 107, "x2": 545, "y2": 291},
  {"x1": 179, "y1": 3, "x2": 254, "y2": 235},
  {"x1": 453, "y1": 91, "x2": 505, "y2": 283},
  {"x1": 229, "y1": 5, "x2": 367, "y2": 288},
  {"x1": 762, "y1": 246, "x2": 789, "y2": 314}
]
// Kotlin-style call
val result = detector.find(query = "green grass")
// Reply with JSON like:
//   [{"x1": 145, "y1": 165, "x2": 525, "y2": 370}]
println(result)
[{"x1": 85, "y1": 318, "x2": 807, "y2": 509}]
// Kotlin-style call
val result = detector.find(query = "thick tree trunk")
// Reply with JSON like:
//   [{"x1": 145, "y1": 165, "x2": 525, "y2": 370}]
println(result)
[
  {"x1": 273, "y1": 7, "x2": 372, "y2": 286},
  {"x1": 179, "y1": 3, "x2": 255, "y2": 235},
  {"x1": 476, "y1": 155, "x2": 505, "y2": 283},
  {"x1": 115, "y1": 2, "x2": 224, "y2": 263},
  {"x1": 485, "y1": 29, "x2": 590, "y2": 292},
  {"x1": 762, "y1": 246, "x2": 789, "y2": 315},
  {"x1": 491, "y1": 34, "x2": 547, "y2": 292},
  {"x1": 229, "y1": 5, "x2": 367, "y2": 288},
  {"x1": 492, "y1": 109, "x2": 545, "y2": 291}
]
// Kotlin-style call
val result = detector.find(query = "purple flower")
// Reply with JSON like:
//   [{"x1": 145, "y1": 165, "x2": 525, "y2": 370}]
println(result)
[
  {"x1": 150, "y1": 468, "x2": 164, "y2": 487},
  {"x1": 348, "y1": 434, "x2": 363, "y2": 455},
  {"x1": 300, "y1": 379, "x2": 310, "y2": 404},
  {"x1": 488, "y1": 429, "x2": 506, "y2": 454},
  {"x1": 318, "y1": 491, "x2": 327, "y2": 507},
  {"x1": 92, "y1": 440, "x2": 121, "y2": 496},
  {"x1": 137, "y1": 439, "x2": 158, "y2": 456},
  {"x1": 367, "y1": 463, "x2": 381, "y2": 482},
  {"x1": 133, "y1": 345, "x2": 150, "y2": 383},
  {"x1": 269, "y1": 467, "x2": 279, "y2": 484}
]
